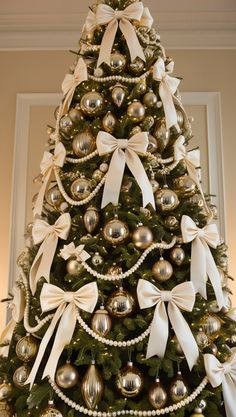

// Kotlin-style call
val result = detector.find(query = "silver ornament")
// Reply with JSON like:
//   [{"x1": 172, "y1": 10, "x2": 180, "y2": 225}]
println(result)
[
  {"x1": 143, "y1": 91, "x2": 158, "y2": 108},
  {"x1": 155, "y1": 187, "x2": 179, "y2": 211},
  {"x1": 84, "y1": 207, "x2": 100, "y2": 233},
  {"x1": 13, "y1": 364, "x2": 31, "y2": 388},
  {"x1": 170, "y1": 246, "x2": 185, "y2": 266},
  {"x1": 150, "y1": 179, "x2": 159, "y2": 193},
  {"x1": 80, "y1": 92, "x2": 104, "y2": 116},
  {"x1": 68, "y1": 108, "x2": 84, "y2": 123},
  {"x1": 201, "y1": 314, "x2": 221, "y2": 338},
  {"x1": 148, "y1": 378, "x2": 167, "y2": 409},
  {"x1": 107, "y1": 287, "x2": 135, "y2": 318},
  {"x1": 59, "y1": 115, "x2": 73, "y2": 135},
  {"x1": 99, "y1": 163, "x2": 109, "y2": 173},
  {"x1": 71, "y1": 178, "x2": 91, "y2": 200},
  {"x1": 103, "y1": 218, "x2": 129, "y2": 245},
  {"x1": 154, "y1": 119, "x2": 171, "y2": 151},
  {"x1": 55, "y1": 363, "x2": 79, "y2": 389},
  {"x1": 127, "y1": 101, "x2": 145, "y2": 122},
  {"x1": 147, "y1": 135, "x2": 158, "y2": 153},
  {"x1": 110, "y1": 53, "x2": 126, "y2": 73},
  {"x1": 92, "y1": 169, "x2": 104, "y2": 182},
  {"x1": 16, "y1": 335, "x2": 38, "y2": 362},
  {"x1": 169, "y1": 372, "x2": 189, "y2": 403},
  {"x1": 196, "y1": 331, "x2": 209, "y2": 349},
  {"x1": 129, "y1": 58, "x2": 145, "y2": 75},
  {"x1": 66, "y1": 259, "x2": 84, "y2": 276},
  {"x1": 102, "y1": 111, "x2": 117, "y2": 133},
  {"x1": 92, "y1": 252, "x2": 103, "y2": 266},
  {"x1": 116, "y1": 362, "x2": 144, "y2": 397},
  {"x1": 81, "y1": 362, "x2": 104, "y2": 410},
  {"x1": 177, "y1": 109, "x2": 184, "y2": 127},
  {"x1": 112, "y1": 85, "x2": 126, "y2": 108},
  {"x1": 132, "y1": 226, "x2": 153, "y2": 250},
  {"x1": 72, "y1": 131, "x2": 95, "y2": 157},
  {"x1": 152, "y1": 258, "x2": 173, "y2": 281},
  {"x1": 45, "y1": 186, "x2": 64, "y2": 209},
  {"x1": 91, "y1": 306, "x2": 112, "y2": 337}
]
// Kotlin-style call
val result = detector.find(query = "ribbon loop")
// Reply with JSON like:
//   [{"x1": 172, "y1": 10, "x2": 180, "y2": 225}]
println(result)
[
  {"x1": 60, "y1": 242, "x2": 90, "y2": 262},
  {"x1": 96, "y1": 131, "x2": 155, "y2": 209},
  {"x1": 61, "y1": 58, "x2": 88, "y2": 116},
  {"x1": 181, "y1": 215, "x2": 225, "y2": 309}
]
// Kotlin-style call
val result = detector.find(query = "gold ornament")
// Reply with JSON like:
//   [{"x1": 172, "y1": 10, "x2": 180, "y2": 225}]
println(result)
[
  {"x1": 0, "y1": 402, "x2": 14, "y2": 417},
  {"x1": 130, "y1": 126, "x2": 142, "y2": 137},
  {"x1": 143, "y1": 115, "x2": 155, "y2": 130},
  {"x1": 201, "y1": 314, "x2": 222, "y2": 338},
  {"x1": 107, "y1": 265, "x2": 123, "y2": 275},
  {"x1": 0, "y1": 383, "x2": 13, "y2": 401},
  {"x1": 68, "y1": 108, "x2": 84, "y2": 123},
  {"x1": 155, "y1": 187, "x2": 179, "y2": 211},
  {"x1": 66, "y1": 258, "x2": 84, "y2": 276},
  {"x1": 148, "y1": 378, "x2": 167, "y2": 409},
  {"x1": 143, "y1": 91, "x2": 158, "y2": 108},
  {"x1": 129, "y1": 58, "x2": 145, "y2": 75},
  {"x1": 102, "y1": 111, "x2": 117, "y2": 133},
  {"x1": 80, "y1": 92, "x2": 104, "y2": 116},
  {"x1": 190, "y1": 194, "x2": 204, "y2": 208},
  {"x1": 81, "y1": 361, "x2": 104, "y2": 409},
  {"x1": 16, "y1": 335, "x2": 38, "y2": 362},
  {"x1": 39, "y1": 400, "x2": 63, "y2": 417},
  {"x1": 71, "y1": 178, "x2": 91, "y2": 200},
  {"x1": 107, "y1": 287, "x2": 136, "y2": 318},
  {"x1": 45, "y1": 186, "x2": 64, "y2": 209},
  {"x1": 170, "y1": 246, "x2": 185, "y2": 266},
  {"x1": 150, "y1": 179, "x2": 159, "y2": 193},
  {"x1": 173, "y1": 176, "x2": 196, "y2": 196},
  {"x1": 55, "y1": 363, "x2": 79, "y2": 389},
  {"x1": 13, "y1": 364, "x2": 31, "y2": 388},
  {"x1": 177, "y1": 109, "x2": 184, "y2": 127},
  {"x1": 196, "y1": 331, "x2": 209, "y2": 349},
  {"x1": 91, "y1": 252, "x2": 103, "y2": 266},
  {"x1": 112, "y1": 85, "x2": 126, "y2": 108},
  {"x1": 103, "y1": 217, "x2": 129, "y2": 245},
  {"x1": 165, "y1": 216, "x2": 179, "y2": 230},
  {"x1": 92, "y1": 169, "x2": 104, "y2": 182},
  {"x1": 91, "y1": 306, "x2": 112, "y2": 337},
  {"x1": 72, "y1": 131, "x2": 95, "y2": 157},
  {"x1": 190, "y1": 404, "x2": 206, "y2": 417},
  {"x1": 169, "y1": 372, "x2": 189, "y2": 403},
  {"x1": 116, "y1": 362, "x2": 144, "y2": 397},
  {"x1": 99, "y1": 163, "x2": 109, "y2": 173},
  {"x1": 127, "y1": 101, "x2": 145, "y2": 122},
  {"x1": 84, "y1": 207, "x2": 100, "y2": 234},
  {"x1": 153, "y1": 119, "x2": 171, "y2": 151},
  {"x1": 172, "y1": 335, "x2": 184, "y2": 356},
  {"x1": 152, "y1": 258, "x2": 173, "y2": 282},
  {"x1": 59, "y1": 116, "x2": 73, "y2": 134},
  {"x1": 147, "y1": 135, "x2": 158, "y2": 154},
  {"x1": 132, "y1": 226, "x2": 153, "y2": 250},
  {"x1": 110, "y1": 53, "x2": 127, "y2": 73}
]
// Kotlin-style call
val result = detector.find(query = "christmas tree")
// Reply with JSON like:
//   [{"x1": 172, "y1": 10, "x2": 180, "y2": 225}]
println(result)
[{"x1": 0, "y1": 0, "x2": 235, "y2": 416}]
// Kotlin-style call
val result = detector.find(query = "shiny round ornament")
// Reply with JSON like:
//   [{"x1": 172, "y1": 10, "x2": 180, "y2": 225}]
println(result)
[
  {"x1": 110, "y1": 53, "x2": 126, "y2": 73},
  {"x1": 177, "y1": 109, "x2": 184, "y2": 127},
  {"x1": 155, "y1": 187, "x2": 179, "y2": 211},
  {"x1": 55, "y1": 363, "x2": 79, "y2": 389},
  {"x1": 91, "y1": 252, "x2": 103, "y2": 266},
  {"x1": 174, "y1": 175, "x2": 196, "y2": 196},
  {"x1": 0, "y1": 383, "x2": 13, "y2": 401},
  {"x1": 107, "y1": 287, "x2": 135, "y2": 318},
  {"x1": 152, "y1": 258, "x2": 173, "y2": 281},
  {"x1": 147, "y1": 135, "x2": 158, "y2": 154},
  {"x1": 165, "y1": 216, "x2": 179, "y2": 230},
  {"x1": 196, "y1": 331, "x2": 209, "y2": 349},
  {"x1": 80, "y1": 92, "x2": 104, "y2": 116},
  {"x1": 66, "y1": 258, "x2": 83, "y2": 276},
  {"x1": 116, "y1": 362, "x2": 144, "y2": 397},
  {"x1": 59, "y1": 116, "x2": 73, "y2": 134},
  {"x1": 148, "y1": 378, "x2": 167, "y2": 409},
  {"x1": 39, "y1": 400, "x2": 63, "y2": 417},
  {"x1": 201, "y1": 314, "x2": 221, "y2": 338},
  {"x1": 72, "y1": 131, "x2": 95, "y2": 157},
  {"x1": 99, "y1": 163, "x2": 109, "y2": 173},
  {"x1": 103, "y1": 218, "x2": 129, "y2": 245},
  {"x1": 13, "y1": 364, "x2": 31, "y2": 388},
  {"x1": 16, "y1": 335, "x2": 38, "y2": 362},
  {"x1": 112, "y1": 85, "x2": 126, "y2": 108},
  {"x1": 92, "y1": 169, "x2": 104, "y2": 182},
  {"x1": 132, "y1": 226, "x2": 153, "y2": 250},
  {"x1": 84, "y1": 207, "x2": 100, "y2": 233},
  {"x1": 107, "y1": 265, "x2": 123, "y2": 276},
  {"x1": 208, "y1": 343, "x2": 218, "y2": 356},
  {"x1": 68, "y1": 108, "x2": 84, "y2": 123},
  {"x1": 190, "y1": 194, "x2": 204, "y2": 208},
  {"x1": 71, "y1": 178, "x2": 91, "y2": 200},
  {"x1": 102, "y1": 111, "x2": 117, "y2": 133},
  {"x1": 91, "y1": 306, "x2": 112, "y2": 337},
  {"x1": 154, "y1": 119, "x2": 171, "y2": 151},
  {"x1": 170, "y1": 246, "x2": 185, "y2": 266},
  {"x1": 150, "y1": 179, "x2": 159, "y2": 193},
  {"x1": 81, "y1": 362, "x2": 104, "y2": 409},
  {"x1": 143, "y1": 91, "x2": 158, "y2": 108},
  {"x1": 169, "y1": 372, "x2": 189, "y2": 403},
  {"x1": 130, "y1": 126, "x2": 142, "y2": 136},
  {"x1": 127, "y1": 101, "x2": 145, "y2": 122},
  {"x1": 45, "y1": 186, "x2": 64, "y2": 209},
  {"x1": 129, "y1": 58, "x2": 145, "y2": 75}
]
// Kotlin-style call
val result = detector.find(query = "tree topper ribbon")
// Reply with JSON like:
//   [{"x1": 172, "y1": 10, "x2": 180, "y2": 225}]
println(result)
[
  {"x1": 29, "y1": 213, "x2": 71, "y2": 295},
  {"x1": 26, "y1": 282, "x2": 98, "y2": 387},
  {"x1": 61, "y1": 58, "x2": 88, "y2": 116},
  {"x1": 181, "y1": 215, "x2": 225, "y2": 309},
  {"x1": 60, "y1": 243, "x2": 90, "y2": 262},
  {"x1": 204, "y1": 348, "x2": 236, "y2": 417},
  {"x1": 96, "y1": 131, "x2": 155, "y2": 209},
  {"x1": 33, "y1": 142, "x2": 66, "y2": 218},
  {"x1": 0, "y1": 285, "x2": 26, "y2": 357},
  {"x1": 137, "y1": 279, "x2": 199, "y2": 370},
  {"x1": 96, "y1": 2, "x2": 146, "y2": 68},
  {"x1": 153, "y1": 57, "x2": 180, "y2": 129}
]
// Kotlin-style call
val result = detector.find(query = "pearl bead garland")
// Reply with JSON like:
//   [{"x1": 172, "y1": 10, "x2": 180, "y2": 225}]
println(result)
[
  {"x1": 88, "y1": 71, "x2": 150, "y2": 84},
  {"x1": 66, "y1": 150, "x2": 99, "y2": 164}
]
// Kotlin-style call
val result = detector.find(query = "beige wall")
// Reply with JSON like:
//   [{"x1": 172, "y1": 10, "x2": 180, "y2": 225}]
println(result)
[{"x1": 0, "y1": 50, "x2": 236, "y2": 331}]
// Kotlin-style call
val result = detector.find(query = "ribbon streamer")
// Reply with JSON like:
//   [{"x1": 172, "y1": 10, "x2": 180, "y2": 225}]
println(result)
[
  {"x1": 33, "y1": 143, "x2": 66, "y2": 218},
  {"x1": 204, "y1": 348, "x2": 236, "y2": 417},
  {"x1": 60, "y1": 243, "x2": 90, "y2": 262},
  {"x1": 139, "y1": 7, "x2": 153, "y2": 28},
  {"x1": 26, "y1": 282, "x2": 98, "y2": 387},
  {"x1": 153, "y1": 57, "x2": 180, "y2": 129},
  {"x1": 61, "y1": 58, "x2": 88, "y2": 116},
  {"x1": 181, "y1": 215, "x2": 225, "y2": 309},
  {"x1": 0, "y1": 285, "x2": 25, "y2": 357},
  {"x1": 96, "y1": 131, "x2": 155, "y2": 209},
  {"x1": 137, "y1": 279, "x2": 199, "y2": 370},
  {"x1": 29, "y1": 213, "x2": 71, "y2": 295},
  {"x1": 85, "y1": 9, "x2": 97, "y2": 33},
  {"x1": 96, "y1": 3, "x2": 146, "y2": 67}
]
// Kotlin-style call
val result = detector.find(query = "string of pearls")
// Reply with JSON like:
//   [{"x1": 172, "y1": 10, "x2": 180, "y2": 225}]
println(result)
[
  {"x1": 66, "y1": 150, "x2": 99, "y2": 164},
  {"x1": 136, "y1": 29, "x2": 160, "y2": 46},
  {"x1": 88, "y1": 70, "x2": 150, "y2": 84},
  {"x1": 48, "y1": 377, "x2": 208, "y2": 416},
  {"x1": 81, "y1": 237, "x2": 177, "y2": 281}
]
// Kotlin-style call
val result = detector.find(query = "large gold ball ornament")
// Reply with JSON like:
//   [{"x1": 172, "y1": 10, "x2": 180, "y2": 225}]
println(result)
[
  {"x1": 173, "y1": 176, "x2": 197, "y2": 196},
  {"x1": 68, "y1": 108, "x2": 84, "y2": 123},
  {"x1": 165, "y1": 216, "x2": 179, "y2": 230},
  {"x1": 81, "y1": 362, "x2": 104, "y2": 409},
  {"x1": 110, "y1": 53, "x2": 127, "y2": 73},
  {"x1": 80, "y1": 92, "x2": 104, "y2": 116},
  {"x1": 201, "y1": 314, "x2": 222, "y2": 338},
  {"x1": 91, "y1": 306, "x2": 112, "y2": 337},
  {"x1": 143, "y1": 91, "x2": 158, "y2": 108},
  {"x1": 147, "y1": 135, "x2": 158, "y2": 154},
  {"x1": 107, "y1": 287, "x2": 136, "y2": 318},
  {"x1": 127, "y1": 101, "x2": 145, "y2": 122},
  {"x1": 155, "y1": 187, "x2": 179, "y2": 211},
  {"x1": 55, "y1": 363, "x2": 79, "y2": 389},
  {"x1": 169, "y1": 372, "x2": 189, "y2": 403},
  {"x1": 129, "y1": 58, "x2": 145, "y2": 75},
  {"x1": 0, "y1": 383, "x2": 13, "y2": 401},
  {"x1": 152, "y1": 258, "x2": 173, "y2": 281},
  {"x1": 59, "y1": 116, "x2": 73, "y2": 134},
  {"x1": 132, "y1": 226, "x2": 153, "y2": 250},
  {"x1": 72, "y1": 131, "x2": 95, "y2": 157},
  {"x1": 45, "y1": 186, "x2": 64, "y2": 209},
  {"x1": 103, "y1": 218, "x2": 129, "y2": 245},
  {"x1": 66, "y1": 258, "x2": 84, "y2": 276},
  {"x1": 154, "y1": 119, "x2": 171, "y2": 151},
  {"x1": 102, "y1": 111, "x2": 117, "y2": 133},
  {"x1": 13, "y1": 364, "x2": 31, "y2": 388},
  {"x1": 116, "y1": 362, "x2": 144, "y2": 397},
  {"x1": 170, "y1": 246, "x2": 185, "y2": 266},
  {"x1": 148, "y1": 378, "x2": 167, "y2": 409},
  {"x1": 71, "y1": 178, "x2": 91, "y2": 200},
  {"x1": 112, "y1": 85, "x2": 126, "y2": 108},
  {"x1": 84, "y1": 206, "x2": 100, "y2": 234},
  {"x1": 16, "y1": 335, "x2": 38, "y2": 362},
  {"x1": 39, "y1": 401, "x2": 63, "y2": 417}
]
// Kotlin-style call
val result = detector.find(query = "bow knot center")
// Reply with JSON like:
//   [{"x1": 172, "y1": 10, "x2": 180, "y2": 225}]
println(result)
[
  {"x1": 114, "y1": 10, "x2": 124, "y2": 20},
  {"x1": 64, "y1": 292, "x2": 75, "y2": 303},
  {"x1": 48, "y1": 225, "x2": 56, "y2": 234},
  {"x1": 117, "y1": 139, "x2": 129, "y2": 150},
  {"x1": 223, "y1": 362, "x2": 232, "y2": 375},
  {"x1": 161, "y1": 291, "x2": 172, "y2": 302},
  {"x1": 197, "y1": 228, "x2": 206, "y2": 239}
]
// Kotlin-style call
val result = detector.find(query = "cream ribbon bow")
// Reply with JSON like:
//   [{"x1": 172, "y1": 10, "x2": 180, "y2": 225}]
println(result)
[
  {"x1": 204, "y1": 349, "x2": 236, "y2": 417},
  {"x1": 137, "y1": 279, "x2": 199, "y2": 370},
  {"x1": 181, "y1": 215, "x2": 225, "y2": 309},
  {"x1": 33, "y1": 143, "x2": 66, "y2": 218},
  {"x1": 96, "y1": 2, "x2": 145, "y2": 68},
  {"x1": 29, "y1": 213, "x2": 71, "y2": 295},
  {"x1": 26, "y1": 282, "x2": 98, "y2": 387},
  {"x1": 139, "y1": 7, "x2": 154, "y2": 28},
  {"x1": 85, "y1": 9, "x2": 97, "y2": 33},
  {"x1": 0, "y1": 285, "x2": 26, "y2": 357},
  {"x1": 60, "y1": 243, "x2": 90, "y2": 262},
  {"x1": 153, "y1": 58, "x2": 180, "y2": 129},
  {"x1": 61, "y1": 58, "x2": 88, "y2": 116},
  {"x1": 96, "y1": 131, "x2": 155, "y2": 209}
]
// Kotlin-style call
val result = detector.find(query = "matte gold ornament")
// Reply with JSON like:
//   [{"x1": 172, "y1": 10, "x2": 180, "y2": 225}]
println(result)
[
  {"x1": 112, "y1": 85, "x2": 126, "y2": 108},
  {"x1": 45, "y1": 186, "x2": 64, "y2": 209},
  {"x1": 55, "y1": 363, "x2": 79, "y2": 389},
  {"x1": 68, "y1": 108, "x2": 84, "y2": 123},
  {"x1": 0, "y1": 402, "x2": 14, "y2": 417},
  {"x1": 132, "y1": 226, "x2": 153, "y2": 250},
  {"x1": 80, "y1": 92, "x2": 104, "y2": 116},
  {"x1": 147, "y1": 135, "x2": 158, "y2": 154},
  {"x1": 72, "y1": 131, "x2": 95, "y2": 157},
  {"x1": 196, "y1": 331, "x2": 209, "y2": 349},
  {"x1": 169, "y1": 372, "x2": 189, "y2": 403},
  {"x1": 71, "y1": 178, "x2": 91, "y2": 200},
  {"x1": 107, "y1": 287, "x2": 136, "y2": 318},
  {"x1": 201, "y1": 314, "x2": 222, "y2": 338},
  {"x1": 81, "y1": 361, "x2": 104, "y2": 409},
  {"x1": 103, "y1": 217, "x2": 129, "y2": 245},
  {"x1": 0, "y1": 383, "x2": 13, "y2": 401},
  {"x1": 148, "y1": 378, "x2": 167, "y2": 409},
  {"x1": 91, "y1": 306, "x2": 112, "y2": 337},
  {"x1": 13, "y1": 364, "x2": 31, "y2": 388},
  {"x1": 116, "y1": 361, "x2": 144, "y2": 397},
  {"x1": 150, "y1": 179, "x2": 159, "y2": 193},
  {"x1": 155, "y1": 187, "x2": 179, "y2": 211},
  {"x1": 59, "y1": 115, "x2": 73, "y2": 134},
  {"x1": 154, "y1": 119, "x2": 171, "y2": 151},
  {"x1": 143, "y1": 91, "x2": 158, "y2": 108},
  {"x1": 173, "y1": 175, "x2": 197, "y2": 196},
  {"x1": 102, "y1": 111, "x2": 117, "y2": 133},
  {"x1": 16, "y1": 335, "x2": 38, "y2": 362},
  {"x1": 152, "y1": 257, "x2": 173, "y2": 281},
  {"x1": 127, "y1": 101, "x2": 145, "y2": 122},
  {"x1": 165, "y1": 216, "x2": 179, "y2": 230},
  {"x1": 110, "y1": 53, "x2": 127, "y2": 73},
  {"x1": 91, "y1": 252, "x2": 104, "y2": 266},
  {"x1": 39, "y1": 400, "x2": 63, "y2": 417},
  {"x1": 170, "y1": 246, "x2": 185, "y2": 266},
  {"x1": 84, "y1": 207, "x2": 100, "y2": 233},
  {"x1": 66, "y1": 258, "x2": 84, "y2": 276},
  {"x1": 129, "y1": 58, "x2": 145, "y2": 75}
]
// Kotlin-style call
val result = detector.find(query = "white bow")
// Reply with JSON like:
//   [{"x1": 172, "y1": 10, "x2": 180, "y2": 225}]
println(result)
[
  {"x1": 96, "y1": 131, "x2": 155, "y2": 209},
  {"x1": 140, "y1": 7, "x2": 153, "y2": 28},
  {"x1": 26, "y1": 282, "x2": 98, "y2": 387},
  {"x1": 61, "y1": 58, "x2": 88, "y2": 116},
  {"x1": 153, "y1": 58, "x2": 180, "y2": 129},
  {"x1": 204, "y1": 348, "x2": 236, "y2": 417},
  {"x1": 181, "y1": 215, "x2": 225, "y2": 309},
  {"x1": 60, "y1": 243, "x2": 90, "y2": 262},
  {"x1": 33, "y1": 142, "x2": 66, "y2": 218},
  {"x1": 0, "y1": 285, "x2": 26, "y2": 357},
  {"x1": 85, "y1": 9, "x2": 97, "y2": 33},
  {"x1": 96, "y1": 3, "x2": 145, "y2": 67},
  {"x1": 137, "y1": 279, "x2": 199, "y2": 370},
  {"x1": 29, "y1": 213, "x2": 71, "y2": 295}
]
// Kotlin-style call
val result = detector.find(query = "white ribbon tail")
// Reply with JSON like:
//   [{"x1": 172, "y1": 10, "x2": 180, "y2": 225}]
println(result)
[
  {"x1": 33, "y1": 169, "x2": 52, "y2": 218},
  {"x1": 159, "y1": 80, "x2": 179, "y2": 130},
  {"x1": 119, "y1": 19, "x2": 145, "y2": 62},
  {"x1": 203, "y1": 240, "x2": 225, "y2": 310},
  {"x1": 61, "y1": 83, "x2": 77, "y2": 117},
  {"x1": 186, "y1": 159, "x2": 211, "y2": 215},
  {"x1": 0, "y1": 319, "x2": 16, "y2": 357},
  {"x1": 101, "y1": 148, "x2": 126, "y2": 208},
  {"x1": 191, "y1": 238, "x2": 207, "y2": 300},
  {"x1": 146, "y1": 302, "x2": 169, "y2": 359},
  {"x1": 97, "y1": 19, "x2": 118, "y2": 67},
  {"x1": 222, "y1": 376, "x2": 236, "y2": 417}
]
